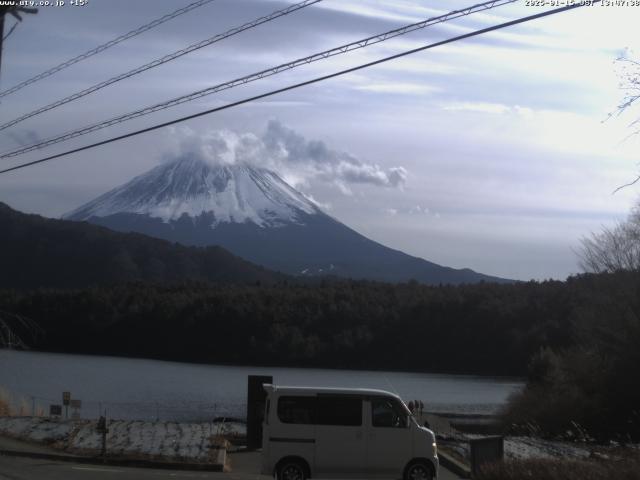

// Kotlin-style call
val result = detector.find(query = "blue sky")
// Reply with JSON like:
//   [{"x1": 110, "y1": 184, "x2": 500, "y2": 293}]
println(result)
[{"x1": 0, "y1": 0, "x2": 639, "y2": 280}]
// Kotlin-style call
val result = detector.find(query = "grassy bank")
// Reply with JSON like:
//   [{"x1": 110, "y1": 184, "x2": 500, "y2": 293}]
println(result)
[
  {"x1": 0, "y1": 388, "x2": 10, "y2": 416},
  {"x1": 0, "y1": 387, "x2": 44, "y2": 417}
]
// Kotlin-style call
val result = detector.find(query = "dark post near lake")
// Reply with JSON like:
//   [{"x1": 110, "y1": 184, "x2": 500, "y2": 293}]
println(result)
[
  {"x1": 62, "y1": 391, "x2": 70, "y2": 419},
  {"x1": 470, "y1": 436, "x2": 504, "y2": 479},
  {"x1": 246, "y1": 375, "x2": 272, "y2": 450}
]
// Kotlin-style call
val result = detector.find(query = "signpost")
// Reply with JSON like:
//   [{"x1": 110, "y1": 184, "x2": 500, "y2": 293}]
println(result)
[
  {"x1": 62, "y1": 392, "x2": 70, "y2": 419},
  {"x1": 70, "y1": 399, "x2": 81, "y2": 419}
]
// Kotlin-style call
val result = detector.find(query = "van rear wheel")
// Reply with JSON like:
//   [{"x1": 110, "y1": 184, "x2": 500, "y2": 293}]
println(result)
[
  {"x1": 404, "y1": 460, "x2": 433, "y2": 480},
  {"x1": 275, "y1": 459, "x2": 308, "y2": 480}
]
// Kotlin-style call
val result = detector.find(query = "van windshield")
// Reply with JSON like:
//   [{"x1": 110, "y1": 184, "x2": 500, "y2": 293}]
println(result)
[{"x1": 371, "y1": 397, "x2": 410, "y2": 428}]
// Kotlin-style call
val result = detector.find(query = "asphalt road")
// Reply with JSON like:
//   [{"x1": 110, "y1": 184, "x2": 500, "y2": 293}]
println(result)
[
  {"x1": 0, "y1": 456, "x2": 231, "y2": 480},
  {"x1": 0, "y1": 453, "x2": 463, "y2": 480}
]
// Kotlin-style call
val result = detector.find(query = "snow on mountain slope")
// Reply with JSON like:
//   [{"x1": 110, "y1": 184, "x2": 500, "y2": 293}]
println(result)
[
  {"x1": 63, "y1": 155, "x2": 512, "y2": 284},
  {"x1": 64, "y1": 156, "x2": 319, "y2": 227}
]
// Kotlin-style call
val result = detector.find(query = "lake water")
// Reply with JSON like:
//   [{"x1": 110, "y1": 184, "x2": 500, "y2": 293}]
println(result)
[{"x1": 0, "y1": 350, "x2": 523, "y2": 421}]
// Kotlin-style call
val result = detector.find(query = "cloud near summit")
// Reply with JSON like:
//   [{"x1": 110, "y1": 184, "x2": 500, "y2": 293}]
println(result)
[{"x1": 164, "y1": 120, "x2": 407, "y2": 192}]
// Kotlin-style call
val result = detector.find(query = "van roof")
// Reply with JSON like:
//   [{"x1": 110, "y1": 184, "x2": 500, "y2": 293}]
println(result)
[{"x1": 262, "y1": 384, "x2": 403, "y2": 399}]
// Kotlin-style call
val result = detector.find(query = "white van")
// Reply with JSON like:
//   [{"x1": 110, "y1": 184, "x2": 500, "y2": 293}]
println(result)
[{"x1": 261, "y1": 385, "x2": 438, "y2": 480}]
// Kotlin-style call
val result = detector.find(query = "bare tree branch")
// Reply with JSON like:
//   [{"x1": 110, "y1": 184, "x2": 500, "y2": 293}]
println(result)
[
  {"x1": 579, "y1": 206, "x2": 640, "y2": 273},
  {"x1": 613, "y1": 175, "x2": 640, "y2": 194},
  {"x1": 606, "y1": 52, "x2": 640, "y2": 193},
  {"x1": 0, "y1": 310, "x2": 44, "y2": 349}
]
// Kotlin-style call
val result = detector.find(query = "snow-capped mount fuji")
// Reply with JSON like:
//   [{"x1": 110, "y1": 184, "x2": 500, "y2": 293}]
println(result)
[
  {"x1": 64, "y1": 156, "x2": 319, "y2": 228},
  {"x1": 65, "y1": 157, "x2": 509, "y2": 285}
]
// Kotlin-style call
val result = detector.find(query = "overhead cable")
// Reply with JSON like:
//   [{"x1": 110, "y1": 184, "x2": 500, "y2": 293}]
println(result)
[
  {"x1": 0, "y1": 0, "x2": 218, "y2": 99},
  {"x1": 0, "y1": 0, "x2": 322, "y2": 131},
  {"x1": 0, "y1": 0, "x2": 518, "y2": 158},
  {"x1": 0, "y1": 2, "x2": 598, "y2": 176}
]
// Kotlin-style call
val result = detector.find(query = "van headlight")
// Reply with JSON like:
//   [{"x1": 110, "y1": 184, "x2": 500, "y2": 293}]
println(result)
[{"x1": 432, "y1": 442, "x2": 437, "y2": 455}]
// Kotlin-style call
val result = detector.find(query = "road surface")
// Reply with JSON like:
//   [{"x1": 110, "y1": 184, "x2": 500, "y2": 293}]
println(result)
[{"x1": 0, "y1": 452, "x2": 463, "y2": 480}]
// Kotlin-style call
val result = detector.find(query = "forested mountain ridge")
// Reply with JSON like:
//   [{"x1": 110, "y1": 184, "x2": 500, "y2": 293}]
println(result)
[{"x1": 0, "y1": 202, "x2": 284, "y2": 289}]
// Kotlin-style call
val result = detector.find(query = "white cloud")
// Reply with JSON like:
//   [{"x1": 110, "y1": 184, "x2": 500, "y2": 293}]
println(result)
[
  {"x1": 163, "y1": 127, "x2": 236, "y2": 166},
  {"x1": 313, "y1": 1, "x2": 430, "y2": 24},
  {"x1": 441, "y1": 101, "x2": 536, "y2": 117},
  {"x1": 382, "y1": 204, "x2": 437, "y2": 217},
  {"x1": 163, "y1": 121, "x2": 408, "y2": 192},
  {"x1": 442, "y1": 101, "x2": 512, "y2": 114},
  {"x1": 261, "y1": 120, "x2": 408, "y2": 189},
  {"x1": 409, "y1": 205, "x2": 430, "y2": 215},
  {"x1": 354, "y1": 82, "x2": 439, "y2": 95},
  {"x1": 377, "y1": 57, "x2": 463, "y2": 76},
  {"x1": 244, "y1": 100, "x2": 313, "y2": 108},
  {"x1": 301, "y1": 193, "x2": 332, "y2": 211},
  {"x1": 310, "y1": 0, "x2": 516, "y2": 30}
]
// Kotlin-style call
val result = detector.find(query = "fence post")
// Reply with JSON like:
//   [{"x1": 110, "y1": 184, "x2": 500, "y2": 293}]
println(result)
[
  {"x1": 97, "y1": 415, "x2": 109, "y2": 456},
  {"x1": 246, "y1": 375, "x2": 272, "y2": 450},
  {"x1": 470, "y1": 436, "x2": 504, "y2": 479}
]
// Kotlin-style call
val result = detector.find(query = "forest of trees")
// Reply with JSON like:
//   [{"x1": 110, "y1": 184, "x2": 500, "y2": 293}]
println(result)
[
  {"x1": 2, "y1": 201, "x2": 640, "y2": 441},
  {"x1": 0, "y1": 273, "x2": 620, "y2": 376},
  {"x1": 503, "y1": 273, "x2": 640, "y2": 441},
  {"x1": 502, "y1": 207, "x2": 640, "y2": 442},
  {"x1": 3, "y1": 267, "x2": 639, "y2": 441}
]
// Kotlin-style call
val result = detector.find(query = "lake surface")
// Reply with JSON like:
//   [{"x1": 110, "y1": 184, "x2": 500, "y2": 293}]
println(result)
[{"x1": 0, "y1": 350, "x2": 523, "y2": 421}]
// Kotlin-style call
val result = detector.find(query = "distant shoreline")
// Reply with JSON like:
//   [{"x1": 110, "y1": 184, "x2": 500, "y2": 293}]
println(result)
[{"x1": 0, "y1": 347, "x2": 525, "y2": 381}]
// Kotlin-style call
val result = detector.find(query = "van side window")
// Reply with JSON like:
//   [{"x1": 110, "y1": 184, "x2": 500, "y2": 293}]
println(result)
[
  {"x1": 277, "y1": 396, "x2": 316, "y2": 424},
  {"x1": 317, "y1": 396, "x2": 362, "y2": 426},
  {"x1": 371, "y1": 397, "x2": 408, "y2": 428}
]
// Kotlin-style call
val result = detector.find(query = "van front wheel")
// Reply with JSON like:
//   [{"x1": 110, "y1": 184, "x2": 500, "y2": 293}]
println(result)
[
  {"x1": 275, "y1": 459, "x2": 308, "y2": 480},
  {"x1": 404, "y1": 460, "x2": 433, "y2": 480}
]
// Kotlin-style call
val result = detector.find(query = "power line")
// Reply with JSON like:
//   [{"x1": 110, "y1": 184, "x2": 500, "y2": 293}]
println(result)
[
  {"x1": 2, "y1": 20, "x2": 18, "y2": 42},
  {"x1": 0, "y1": 0, "x2": 323, "y2": 132},
  {"x1": 0, "y1": 2, "x2": 597, "y2": 176},
  {"x1": 0, "y1": 0, "x2": 518, "y2": 159},
  {"x1": 0, "y1": 0, "x2": 217, "y2": 99},
  {"x1": 0, "y1": 6, "x2": 37, "y2": 79}
]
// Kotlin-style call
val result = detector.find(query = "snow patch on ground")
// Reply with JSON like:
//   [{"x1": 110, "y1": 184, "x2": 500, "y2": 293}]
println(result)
[
  {"x1": 440, "y1": 433, "x2": 593, "y2": 462},
  {"x1": 424, "y1": 413, "x2": 595, "y2": 462},
  {"x1": 0, "y1": 416, "x2": 243, "y2": 463},
  {"x1": 0, "y1": 416, "x2": 73, "y2": 445},
  {"x1": 504, "y1": 436, "x2": 591, "y2": 460}
]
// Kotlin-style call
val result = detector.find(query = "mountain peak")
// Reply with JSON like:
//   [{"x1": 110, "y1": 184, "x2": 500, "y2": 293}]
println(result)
[
  {"x1": 64, "y1": 158, "x2": 319, "y2": 227},
  {"x1": 63, "y1": 156, "x2": 511, "y2": 285}
]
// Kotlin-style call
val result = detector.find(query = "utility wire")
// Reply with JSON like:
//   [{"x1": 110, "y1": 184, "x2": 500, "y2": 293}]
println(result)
[
  {"x1": 0, "y1": 0, "x2": 323, "y2": 131},
  {"x1": 0, "y1": 2, "x2": 597, "y2": 176},
  {"x1": 0, "y1": 0, "x2": 217, "y2": 99},
  {"x1": 2, "y1": 21, "x2": 18, "y2": 42},
  {"x1": 0, "y1": 0, "x2": 517, "y2": 158}
]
